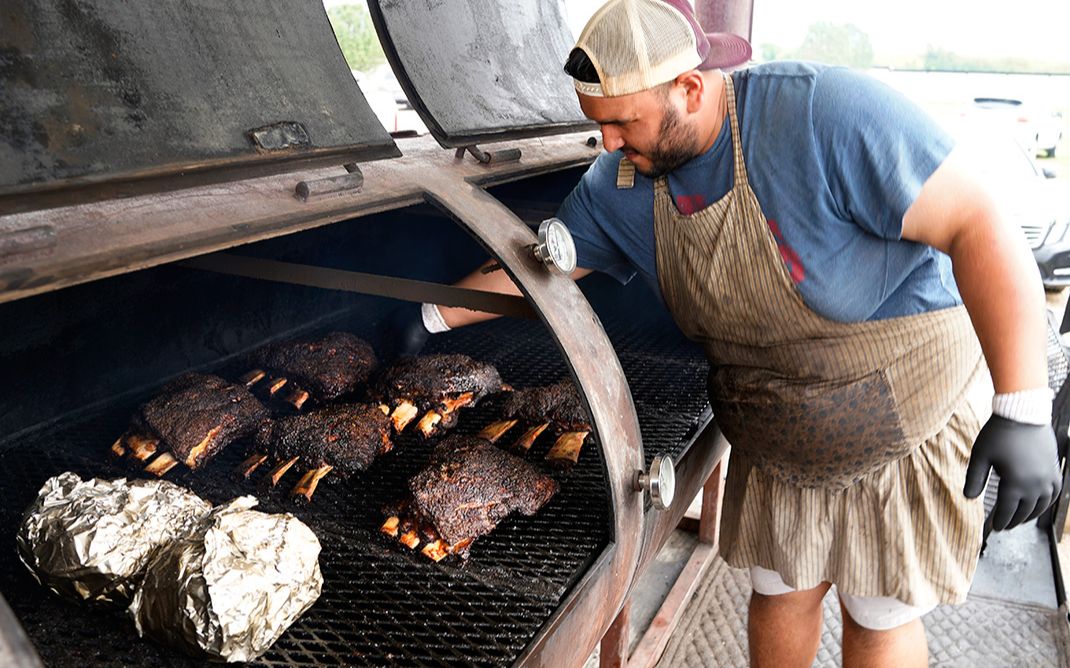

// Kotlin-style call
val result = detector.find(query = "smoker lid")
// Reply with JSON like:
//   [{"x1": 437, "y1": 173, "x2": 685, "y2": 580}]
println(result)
[
  {"x1": 0, "y1": 0, "x2": 399, "y2": 202},
  {"x1": 368, "y1": 0, "x2": 596, "y2": 148}
]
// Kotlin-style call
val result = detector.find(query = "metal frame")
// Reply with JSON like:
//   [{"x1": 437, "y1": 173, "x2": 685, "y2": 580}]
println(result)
[
  {"x1": 0, "y1": 133, "x2": 599, "y2": 305},
  {"x1": 0, "y1": 130, "x2": 656, "y2": 667},
  {"x1": 597, "y1": 425, "x2": 730, "y2": 668}
]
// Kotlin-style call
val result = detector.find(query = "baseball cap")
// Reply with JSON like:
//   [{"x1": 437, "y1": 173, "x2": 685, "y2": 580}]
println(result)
[{"x1": 571, "y1": 0, "x2": 752, "y2": 97}]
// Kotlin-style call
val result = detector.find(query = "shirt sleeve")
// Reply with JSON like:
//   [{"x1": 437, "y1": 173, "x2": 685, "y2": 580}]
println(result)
[
  {"x1": 555, "y1": 154, "x2": 638, "y2": 284},
  {"x1": 811, "y1": 67, "x2": 955, "y2": 241}
]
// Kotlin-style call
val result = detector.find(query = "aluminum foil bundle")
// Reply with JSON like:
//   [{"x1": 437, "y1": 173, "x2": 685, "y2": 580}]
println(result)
[
  {"x1": 16, "y1": 472, "x2": 212, "y2": 606},
  {"x1": 129, "y1": 496, "x2": 322, "y2": 663}
]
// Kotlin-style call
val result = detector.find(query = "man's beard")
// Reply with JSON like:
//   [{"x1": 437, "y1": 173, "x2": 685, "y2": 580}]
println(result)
[{"x1": 634, "y1": 105, "x2": 701, "y2": 178}]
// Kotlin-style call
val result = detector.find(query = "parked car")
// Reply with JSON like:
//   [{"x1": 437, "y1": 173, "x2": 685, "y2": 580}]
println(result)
[
  {"x1": 960, "y1": 97, "x2": 1063, "y2": 157},
  {"x1": 957, "y1": 133, "x2": 1070, "y2": 288}
]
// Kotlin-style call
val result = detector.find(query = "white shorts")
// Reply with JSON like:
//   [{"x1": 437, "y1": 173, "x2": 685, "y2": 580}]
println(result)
[{"x1": 749, "y1": 566, "x2": 936, "y2": 631}]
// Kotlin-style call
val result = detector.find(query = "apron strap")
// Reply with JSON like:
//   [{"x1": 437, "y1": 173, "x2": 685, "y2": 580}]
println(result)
[
  {"x1": 616, "y1": 158, "x2": 636, "y2": 189},
  {"x1": 722, "y1": 73, "x2": 750, "y2": 191}
]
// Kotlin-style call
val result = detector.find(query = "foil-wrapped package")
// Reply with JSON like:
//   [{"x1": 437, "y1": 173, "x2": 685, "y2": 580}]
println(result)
[
  {"x1": 130, "y1": 496, "x2": 323, "y2": 663},
  {"x1": 16, "y1": 472, "x2": 213, "y2": 606}
]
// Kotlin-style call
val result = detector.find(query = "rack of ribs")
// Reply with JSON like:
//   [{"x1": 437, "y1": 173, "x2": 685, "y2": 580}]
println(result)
[
  {"x1": 237, "y1": 403, "x2": 393, "y2": 502},
  {"x1": 111, "y1": 373, "x2": 269, "y2": 477},
  {"x1": 371, "y1": 354, "x2": 505, "y2": 438},
  {"x1": 380, "y1": 435, "x2": 558, "y2": 561},
  {"x1": 479, "y1": 380, "x2": 591, "y2": 467},
  {"x1": 241, "y1": 331, "x2": 377, "y2": 410}
]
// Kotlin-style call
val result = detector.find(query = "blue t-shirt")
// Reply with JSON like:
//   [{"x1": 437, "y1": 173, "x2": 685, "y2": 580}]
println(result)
[{"x1": 556, "y1": 61, "x2": 961, "y2": 322}]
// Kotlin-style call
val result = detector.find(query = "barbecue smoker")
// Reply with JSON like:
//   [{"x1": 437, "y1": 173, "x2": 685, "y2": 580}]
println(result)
[{"x1": 0, "y1": 1, "x2": 729, "y2": 666}]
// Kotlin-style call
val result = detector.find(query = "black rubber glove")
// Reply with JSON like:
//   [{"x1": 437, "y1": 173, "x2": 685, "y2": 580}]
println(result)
[
  {"x1": 378, "y1": 303, "x2": 432, "y2": 361},
  {"x1": 963, "y1": 414, "x2": 1062, "y2": 531}
]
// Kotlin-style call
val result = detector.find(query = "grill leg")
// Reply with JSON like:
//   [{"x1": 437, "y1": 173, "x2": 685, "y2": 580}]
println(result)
[
  {"x1": 627, "y1": 451, "x2": 728, "y2": 668},
  {"x1": 600, "y1": 599, "x2": 631, "y2": 668}
]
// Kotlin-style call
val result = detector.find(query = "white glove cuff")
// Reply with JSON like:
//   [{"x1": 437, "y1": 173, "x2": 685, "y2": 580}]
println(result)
[
  {"x1": 992, "y1": 387, "x2": 1054, "y2": 426},
  {"x1": 421, "y1": 303, "x2": 451, "y2": 334}
]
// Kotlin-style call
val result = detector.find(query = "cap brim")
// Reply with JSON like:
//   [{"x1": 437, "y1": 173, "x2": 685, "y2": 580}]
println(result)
[{"x1": 699, "y1": 33, "x2": 752, "y2": 70}]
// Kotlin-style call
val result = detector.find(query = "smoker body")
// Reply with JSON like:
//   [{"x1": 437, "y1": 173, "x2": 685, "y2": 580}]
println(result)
[{"x1": 0, "y1": 2, "x2": 723, "y2": 665}]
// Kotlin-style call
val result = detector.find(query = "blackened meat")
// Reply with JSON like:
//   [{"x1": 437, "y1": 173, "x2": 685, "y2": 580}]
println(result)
[
  {"x1": 255, "y1": 404, "x2": 392, "y2": 477},
  {"x1": 408, "y1": 435, "x2": 558, "y2": 546},
  {"x1": 373, "y1": 353, "x2": 502, "y2": 411},
  {"x1": 500, "y1": 381, "x2": 589, "y2": 431},
  {"x1": 134, "y1": 373, "x2": 269, "y2": 469},
  {"x1": 253, "y1": 332, "x2": 377, "y2": 400}
]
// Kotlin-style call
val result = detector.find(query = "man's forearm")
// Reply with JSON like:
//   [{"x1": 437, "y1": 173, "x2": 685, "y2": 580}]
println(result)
[
  {"x1": 437, "y1": 260, "x2": 592, "y2": 328},
  {"x1": 949, "y1": 216, "x2": 1048, "y2": 394}
]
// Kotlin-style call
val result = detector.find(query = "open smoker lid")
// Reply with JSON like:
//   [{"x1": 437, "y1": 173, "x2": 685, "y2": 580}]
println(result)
[
  {"x1": 368, "y1": 0, "x2": 595, "y2": 148},
  {"x1": 0, "y1": 0, "x2": 399, "y2": 204}
]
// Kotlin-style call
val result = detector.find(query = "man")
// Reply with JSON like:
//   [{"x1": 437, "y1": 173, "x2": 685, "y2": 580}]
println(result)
[{"x1": 393, "y1": 0, "x2": 1062, "y2": 665}]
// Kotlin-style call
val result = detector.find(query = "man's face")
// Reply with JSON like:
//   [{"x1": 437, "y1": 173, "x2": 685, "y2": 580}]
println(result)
[{"x1": 578, "y1": 84, "x2": 701, "y2": 177}]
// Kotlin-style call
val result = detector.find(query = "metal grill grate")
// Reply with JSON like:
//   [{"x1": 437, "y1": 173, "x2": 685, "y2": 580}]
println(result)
[{"x1": 0, "y1": 314, "x2": 709, "y2": 666}]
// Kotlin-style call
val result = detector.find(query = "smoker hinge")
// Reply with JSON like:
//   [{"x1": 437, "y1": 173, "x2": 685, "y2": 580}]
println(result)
[
  {"x1": 294, "y1": 162, "x2": 364, "y2": 201},
  {"x1": 454, "y1": 145, "x2": 522, "y2": 165}
]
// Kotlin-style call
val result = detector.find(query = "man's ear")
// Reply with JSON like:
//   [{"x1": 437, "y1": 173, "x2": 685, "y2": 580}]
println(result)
[{"x1": 676, "y1": 70, "x2": 704, "y2": 113}]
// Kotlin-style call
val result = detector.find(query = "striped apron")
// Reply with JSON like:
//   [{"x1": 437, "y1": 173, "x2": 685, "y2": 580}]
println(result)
[{"x1": 639, "y1": 74, "x2": 987, "y2": 607}]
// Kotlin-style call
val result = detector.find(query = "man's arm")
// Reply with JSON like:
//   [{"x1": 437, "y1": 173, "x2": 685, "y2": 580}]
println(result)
[
  {"x1": 901, "y1": 145, "x2": 1046, "y2": 393},
  {"x1": 438, "y1": 261, "x2": 593, "y2": 328},
  {"x1": 903, "y1": 145, "x2": 1060, "y2": 530}
]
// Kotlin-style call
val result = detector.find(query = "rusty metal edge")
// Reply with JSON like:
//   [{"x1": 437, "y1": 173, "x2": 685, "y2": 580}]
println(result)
[
  {"x1": 0, "y1": 593, "x2": 43, "y2": 668},
  {"x1": 421, "y1": 180, "x2": 645, "y2": 668},
  {"x1": 0, "y1": 133, "x2": 600, "y2": 307},
  {"x1": 0, "y1": 144, "x2": 402, "y2": 217}
]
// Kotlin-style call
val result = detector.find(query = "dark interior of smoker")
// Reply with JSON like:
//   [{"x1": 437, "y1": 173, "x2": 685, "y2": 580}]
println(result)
[{"x1": 0, "y1": 168, "x2": 711, "y2": 666}]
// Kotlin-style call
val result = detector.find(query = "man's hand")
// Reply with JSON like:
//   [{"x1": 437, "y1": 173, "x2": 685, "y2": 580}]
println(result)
[
  {"x1": 379, "y1": 304, "x2": 431, "y2": 360},
  {"x1": 964, "y1": 415, "x2": 1062, "y2": 531}
]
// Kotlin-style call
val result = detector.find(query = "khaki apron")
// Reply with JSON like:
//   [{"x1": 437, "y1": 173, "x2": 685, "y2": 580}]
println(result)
[{"x1": 639, "y1": 74, "x2": 986, "y2": 607}]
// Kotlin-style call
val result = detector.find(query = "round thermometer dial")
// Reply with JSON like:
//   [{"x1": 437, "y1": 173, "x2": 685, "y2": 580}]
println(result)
[{"x1": 535, "y1": 218, "x2": 577, "y2": 275}]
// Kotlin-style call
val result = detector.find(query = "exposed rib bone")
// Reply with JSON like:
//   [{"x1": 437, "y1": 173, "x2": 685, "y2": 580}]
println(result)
[
  {"x1": 182, "y1": 425, "x2": 222, "y2": 468},
  {"x1": 380, "y1": 516, "x2": 400, "y2": 538},
  {"x1": 237, "y1": 453, "x2": 268, "y2": 478},
  {"x1": 440, "y1": 392, "x2": 475, "y2": 414},
  {"x1": 267, "y1": 456, "x2": 300, "y2": 486},
  {"x1": 378, "y1": 431, "x2": 394, "y2": 455},
  {"x1": 390, "y1": 400, "x2": 419, "y2": 432},
  {"x1": 110, "y1": 438, "x2": 126, "y2": 457},
  {"x1": 292, "y1": 464, "x2": 333, "y2": 502},
  {"x1": 515, "y1": 423, "x2": 550, "y2": 453},
  {"x1": 546, "y1": 431, "x2": 590, "y2": 466},
  {"x1": 144, "y1": 452, "x2": 179, "y2": 477},
  {"x1": 416, "y1": 411, "x2": 442, "y2": 437},
  {"x1": 450, "y1": 538, "x2": 474, "y2": 554},
  {"x1": 399, "y1": 529, "x2": 420, "y2": 549},
  {"x1": 240, "y1": 369, "x2": 267, "y2": 388},
  {"x1": 421, "y1": 539, "x2": 449, "y2": 562},
  {"x1": 478, "y1": 419, "x2": 519, "y2": 443},
  {"x1": 286, "y1": 388, "x2": 310, "y2": 410},
  {"x1": 126, "y1": 434, "x2": 160, "y2": 461},
  {"x1": 268, "y1": 377, "x2": 288, "y2": 395}
]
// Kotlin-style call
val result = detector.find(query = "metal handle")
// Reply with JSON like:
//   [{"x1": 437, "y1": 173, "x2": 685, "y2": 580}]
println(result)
[{"x1": 635, "y1": 455, "x2": 675, "y2": 511}]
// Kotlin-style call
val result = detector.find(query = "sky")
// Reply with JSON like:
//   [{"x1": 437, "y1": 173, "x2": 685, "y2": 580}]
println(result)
[
  {"x1": 563, "y1": 0, "x2": 1070, "y2": 66},
  {"x1": 749, "y1": 0, "x2": 1070, "y2": 65},
  {"x1": 325, "y1": 0, "x2": 1070, "y2": 68}
]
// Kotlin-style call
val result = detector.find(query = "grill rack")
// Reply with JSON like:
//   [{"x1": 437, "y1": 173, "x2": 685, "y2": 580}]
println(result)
[{"x1": 0, "y1": 313, "x2": 709, "y2": 667}]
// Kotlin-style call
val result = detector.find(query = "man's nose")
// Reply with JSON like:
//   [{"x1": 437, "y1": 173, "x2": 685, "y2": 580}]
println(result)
[{"x1": 601, "y1": 126, "x2": 624, "y2": 152}]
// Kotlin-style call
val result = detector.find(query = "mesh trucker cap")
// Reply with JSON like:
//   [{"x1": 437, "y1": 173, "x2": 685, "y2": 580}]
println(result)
[{"x1": 572, "y1": 0, "x2": 752, "y2": 97}]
